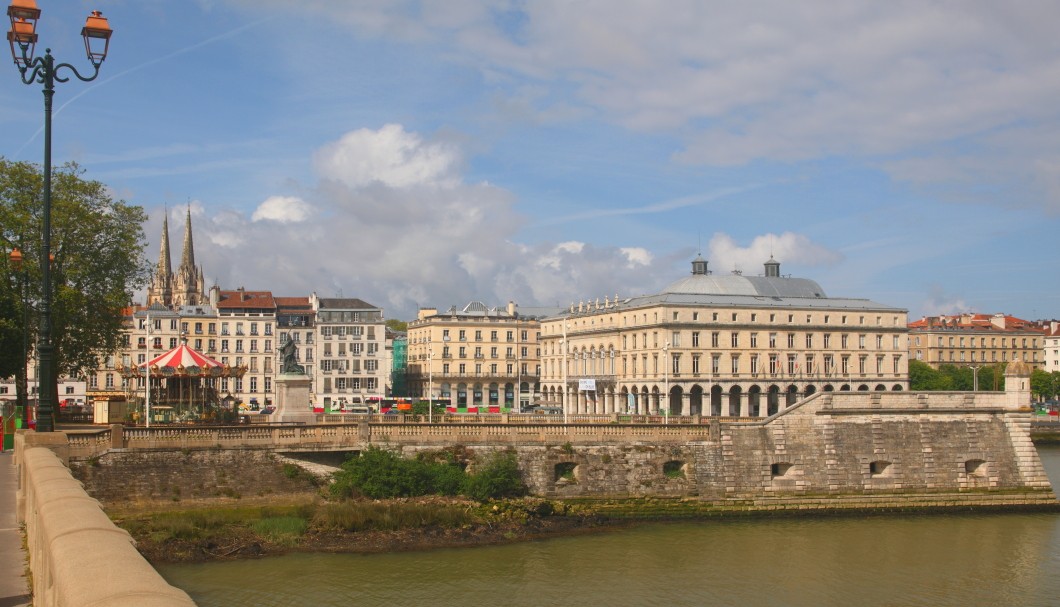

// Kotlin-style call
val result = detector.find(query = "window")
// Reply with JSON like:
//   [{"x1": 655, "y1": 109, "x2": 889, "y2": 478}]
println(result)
[
  {"x1": 692, "y1": 332, "x2": 700, "y2": 347},
  {"x1": 712, "y1": 354, "x2": 721, "y2": 374},
  {"x1": 692, "y1": 355, "x2": 701, "y2": 374},
  {"x1": 769, "y1": 333, "x2": 777, "y2": 348},
  {"x1": 712, "y1": 332, "x2": 720, "y2": 348},
  {"x1": 750, "y1": 354, "x2": 759, "y2": 374},
  {"x1": 750, "y1": 333, "x2": 758, "y2": 348},
  {"x1": 671, "y1": 332, "x2": 680, "y2": 347},
  {"x1": 730, "y1": 355, "x2": 739, "y2": 374},
  {"x1": 731, "y1": 332, "x2": 739, "y2": 347},
  {"x1": 787, "y1": 333, "x2": 795, "y2": 348},
  {"x1": 806, "y1": 333, "x2": 813, "y2": 348},
  {"x1": 491, "y1": 331, "x2": 498, "y2": 341}
]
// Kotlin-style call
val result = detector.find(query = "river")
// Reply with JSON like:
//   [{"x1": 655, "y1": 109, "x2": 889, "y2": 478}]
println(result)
[{"x1": 158, "y1": 446, "x2": 1060, "y2": 607}]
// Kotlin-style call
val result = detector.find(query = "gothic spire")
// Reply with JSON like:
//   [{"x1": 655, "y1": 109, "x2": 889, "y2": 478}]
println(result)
[
  {"x1": 158, "y1": 211, "x2": 171, "y2": 277},
  {"x1": 180, "y1": 205, "x2": 195, "y2": 271}
]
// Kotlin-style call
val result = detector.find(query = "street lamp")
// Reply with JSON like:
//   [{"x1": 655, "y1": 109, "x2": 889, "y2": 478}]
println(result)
[
  {"x1": 7, "y1": 247, "x2": 28, "y2": 426},
  {"x1": 561, "y1": 318, "x2": 569, "y2": 426},
  {"x1": 427, "y1": 337, "x2": 433, "y2": 424},
  {"x1": 7, "y1": 1, "x2": 113, "y2": 432},
  {"x1": 663, "y1": 341, "x2": 670, "y2": 424}
]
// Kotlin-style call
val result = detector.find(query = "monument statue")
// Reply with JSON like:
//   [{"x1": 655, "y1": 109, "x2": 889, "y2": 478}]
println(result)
[{"x1": 279, "y1": 336, "x2": 305, "y2": 375}]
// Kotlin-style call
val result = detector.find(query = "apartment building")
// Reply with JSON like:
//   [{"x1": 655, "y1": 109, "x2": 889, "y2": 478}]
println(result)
[
  {"x1": 405, "y1": 301, "x2": 557, "y2": 410},
  {"x1": 908, "y1": 313, "x2": 1042, "y2": 370},
  {"x1": 310, "y1": 295, "x2": 386, "y2": 409}
]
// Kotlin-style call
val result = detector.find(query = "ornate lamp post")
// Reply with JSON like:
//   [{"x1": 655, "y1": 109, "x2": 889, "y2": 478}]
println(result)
[
  {"x1": 7, "y1": 0, "x2": 113, "y2": 432},
  {"x1": 7, "y1": 248, "x2": 29, "y2": 426}
]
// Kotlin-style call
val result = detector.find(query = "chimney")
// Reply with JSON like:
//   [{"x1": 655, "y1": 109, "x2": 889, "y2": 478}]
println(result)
[{"x1": 507, "y1": 301, "x2": 516, "y2": 316}]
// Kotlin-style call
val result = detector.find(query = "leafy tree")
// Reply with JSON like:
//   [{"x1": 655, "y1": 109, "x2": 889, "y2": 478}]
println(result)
[
  {"x1": 1031, "y1": 369, "x2": 1060, "y2": 401},
  {"x1": 909, "y1": 359, "x2": 953, "y2": 391},
  {"x1": 385, "y1": 318, "x2": 408, "y2": 333},
  {"x1": 0, "y1": 159, "x2": 150, "y2": 405}
]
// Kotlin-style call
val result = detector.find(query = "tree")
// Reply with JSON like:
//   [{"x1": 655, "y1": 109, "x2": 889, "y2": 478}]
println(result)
[
  {"x1": 385, "y1": 318, "x2": 408, "y2": 333},
  {"x1": 1031, "y1": 369, "x2": 1060, "y2": 402},
  {"x1": 909, "y1": 359, "x2": 952, "y2": 391},
  {"x1": 0, "y1": 159, "x2": 150, "y2": 404}
]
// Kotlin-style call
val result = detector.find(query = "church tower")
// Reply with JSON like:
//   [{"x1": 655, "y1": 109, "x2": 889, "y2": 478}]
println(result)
[
  {"x1": 172, "y1": 206, "x2": 206, "y2": 307},
  {"x1": 146, "y1": 207, "x2": 206, "y2": 308},
  {"x1": 146, "y1": 212, "x2": 172, "y2": 306}
]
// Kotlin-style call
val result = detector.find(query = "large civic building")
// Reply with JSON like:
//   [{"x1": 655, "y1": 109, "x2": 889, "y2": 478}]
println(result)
[{"x1": 539, "y1": 256, "x2": 909, "y2": 417}]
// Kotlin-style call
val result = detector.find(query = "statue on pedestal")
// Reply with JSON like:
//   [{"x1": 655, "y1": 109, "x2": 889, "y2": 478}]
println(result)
[{"x1": 279, "y1": 336, "x2": 305, "y2": 375}]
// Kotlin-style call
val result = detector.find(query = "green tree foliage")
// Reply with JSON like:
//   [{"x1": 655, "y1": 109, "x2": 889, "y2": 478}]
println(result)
[
  {"x1": 331, "y1": 447, "x2": 527, "y2": 501},
  {"x1": 909, "y1": 359, "x2": 1005, "y2": 392},
  {"x1": 0, "y1": 159, "x2": 150, "y2": 390},
  {"x1": 385, "y1": 318, "x2": 408, "y2": 333},
  {"x1": 461, "y1": 450, "x2": 528, "y2": 502},
  {"x1": 1031, "y1": 369, "x2": 1060, "y2": 401}
]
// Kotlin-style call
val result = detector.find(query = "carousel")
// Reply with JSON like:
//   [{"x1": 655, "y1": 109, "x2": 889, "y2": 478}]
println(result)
[{"x1": 117, "y1": 338, "x2": 247, "y2": 423}]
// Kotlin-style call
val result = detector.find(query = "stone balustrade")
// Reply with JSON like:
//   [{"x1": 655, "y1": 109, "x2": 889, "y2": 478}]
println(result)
[{"x1": 15, "y1": 434, "x2": 196, "y2": 607}]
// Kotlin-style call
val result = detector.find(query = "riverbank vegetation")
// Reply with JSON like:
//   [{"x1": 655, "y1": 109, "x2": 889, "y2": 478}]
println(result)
[
  {"x1": 114, "y1": 497, "x2": 602, "y2": 563},
  {"x1": 113, "y1": 447, "x2": 607, "y2": 563}
]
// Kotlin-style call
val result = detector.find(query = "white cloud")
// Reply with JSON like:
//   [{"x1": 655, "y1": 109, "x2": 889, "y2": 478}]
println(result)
[
  {"x1": 920, "y1": 287, "x2": 972, "y2": 317},
  {"x1": 252, "y1": 1, "x2": 1060, "y2": 209},
  {"x1": 312, "y1": 124, "x2": 462, "y2": 189},
  {"x1": 252, "y1": 196, "x2": 312, "y2": 223},
  {"x1": 708, "y1": 232, "x2": 842, "y2": 276},
  {"x1": 620, "y1": 247, "x2": 652, "y2": 268}
]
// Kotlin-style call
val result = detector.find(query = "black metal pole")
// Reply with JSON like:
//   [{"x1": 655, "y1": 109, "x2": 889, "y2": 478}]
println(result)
[{"x1": 35, "y1": 49, "x2": 56, "y2": 432}]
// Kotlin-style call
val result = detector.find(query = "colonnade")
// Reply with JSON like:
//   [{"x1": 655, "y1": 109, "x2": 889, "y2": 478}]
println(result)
[{"x1": 546, "y1": 381, "x2": 905, "y2": 418}]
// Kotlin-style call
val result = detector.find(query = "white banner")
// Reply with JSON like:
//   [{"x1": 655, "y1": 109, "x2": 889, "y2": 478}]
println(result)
[{"x1": 578, "y1": 378, "x2": 597, "y2": 392}]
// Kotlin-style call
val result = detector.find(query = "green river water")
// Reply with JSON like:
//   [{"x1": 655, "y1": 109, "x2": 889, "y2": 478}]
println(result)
[{"x1": 158, "y1": 445, "x2": 1060, "y2": 607}]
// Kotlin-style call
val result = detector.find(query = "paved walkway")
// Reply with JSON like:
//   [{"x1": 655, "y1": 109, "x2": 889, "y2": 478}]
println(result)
[{"x1": 0, "y1": 451, "x2": 31, "y2": 607}]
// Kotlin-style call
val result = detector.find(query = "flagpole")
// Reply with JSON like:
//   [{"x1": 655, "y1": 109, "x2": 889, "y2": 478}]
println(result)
[{"x1": 145, "y1": 313, "x2": 151, "y2": 428}]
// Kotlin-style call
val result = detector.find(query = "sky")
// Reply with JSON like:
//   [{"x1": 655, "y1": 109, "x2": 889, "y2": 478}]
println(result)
[{"x1": 3, "y1": 1, "x2": 1060, "y2": 322}]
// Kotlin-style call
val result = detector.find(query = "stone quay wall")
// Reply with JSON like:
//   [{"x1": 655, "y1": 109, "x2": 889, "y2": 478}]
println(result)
[
  {"x1": 49, "y1": 391, "x2": 1060, "y2": 509},
  {"x1": 14, "y1": 434, "x2": 196, "y2": 607}
]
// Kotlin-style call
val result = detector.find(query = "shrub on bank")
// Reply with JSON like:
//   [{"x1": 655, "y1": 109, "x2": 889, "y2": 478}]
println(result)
[{"x1": 330, "y1": 447, "x2": 527, "y2": 501}]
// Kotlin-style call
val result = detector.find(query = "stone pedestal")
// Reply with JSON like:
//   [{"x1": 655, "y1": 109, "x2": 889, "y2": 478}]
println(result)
[{"x1": 274, "y1": 374, "x2": 316, "y2": 424}]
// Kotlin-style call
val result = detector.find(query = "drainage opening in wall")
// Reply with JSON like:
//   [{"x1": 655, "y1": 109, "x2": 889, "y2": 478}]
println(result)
[
  {"x1": 771, "y1": 462, "x2": 793, "y2": 477},
  {"x1": 554, "y1": 462, "x2": 577, "y2": 483},
  {"x1": 965, "y1": 459, "x2": 987, "y2": 477},
  {"x1": 869, "y1": 460, "x2": 892, "y2": 477},
  {"x1": 663, "y1": 460, "x2": 686, "y2": 479}
]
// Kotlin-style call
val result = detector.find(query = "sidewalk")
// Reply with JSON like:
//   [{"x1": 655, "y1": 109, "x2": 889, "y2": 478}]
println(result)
[{"x1": 0, "y1": 450, "x2": 31, "y2": 607}]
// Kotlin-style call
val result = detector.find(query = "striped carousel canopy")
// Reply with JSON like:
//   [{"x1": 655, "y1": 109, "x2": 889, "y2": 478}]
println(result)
[{"x1": 143, "y1": 343, "x2": 222, "y2": 372}]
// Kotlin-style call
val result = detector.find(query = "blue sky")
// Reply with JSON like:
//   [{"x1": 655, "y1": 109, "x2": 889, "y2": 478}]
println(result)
[{"x1": 4, "y1": 1, "x2": 1060, "y2": 321}]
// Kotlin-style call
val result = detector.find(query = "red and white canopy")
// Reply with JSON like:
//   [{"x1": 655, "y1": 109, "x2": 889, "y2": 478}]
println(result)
[{"x1": 144, "y1": 344, "x2": 222, "y2": 371}]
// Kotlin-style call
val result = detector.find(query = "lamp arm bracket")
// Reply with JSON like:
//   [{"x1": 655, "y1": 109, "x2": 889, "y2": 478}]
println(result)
[{"x1": 53, "y1": 61, "x2": 101, "y2": 83}]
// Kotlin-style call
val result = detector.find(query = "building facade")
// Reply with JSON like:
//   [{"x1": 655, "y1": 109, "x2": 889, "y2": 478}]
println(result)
[
  {"x1": 907, "y1": 313, "x2": 1042, "y2": 370},
  {"x1": 1044, "y1": 322, "x2": 1060, "y2": 373},
  {"x1": 405, "y1": 302, "x2": 554, "y2": 410},
  {"x1": 310, "y1": 295, "x2": 386, "y2": 409},
  {"x1": 539, "y1": 256, "x2": 910, "y2": 417}
]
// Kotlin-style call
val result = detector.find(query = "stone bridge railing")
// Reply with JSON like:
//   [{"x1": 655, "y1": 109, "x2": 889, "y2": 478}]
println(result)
[{"x1": 64, "y1": 418, "x2": 736, "y2": 459}]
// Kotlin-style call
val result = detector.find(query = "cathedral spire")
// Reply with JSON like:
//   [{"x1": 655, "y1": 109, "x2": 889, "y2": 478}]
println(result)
[
  {"x1": 180, "y1": 205, "x2": 195, "y2": 271},
  {"x1": 147, "y1": 210, "x2": 173, "y2": 307},
  {"x1": 158, "y1": 210, "x2": 172, "y2": 278}
]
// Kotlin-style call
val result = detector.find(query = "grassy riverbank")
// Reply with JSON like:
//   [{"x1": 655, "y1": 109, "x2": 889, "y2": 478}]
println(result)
[{"x1": 113, "y1": 496, "x2": 612, "y2": 563}]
